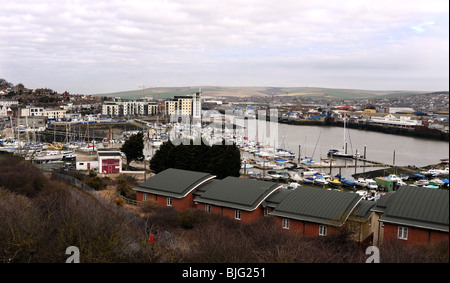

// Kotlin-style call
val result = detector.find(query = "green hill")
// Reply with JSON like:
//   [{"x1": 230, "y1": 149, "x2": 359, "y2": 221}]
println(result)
[{"x1": 92, "y1": 86, "x2": 425, "y2": 100}]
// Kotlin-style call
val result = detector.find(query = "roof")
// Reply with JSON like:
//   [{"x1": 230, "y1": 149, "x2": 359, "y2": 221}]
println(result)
[
  {"x1": 193, "y1": 177, "x2": 281, "y2": 211},
  {"x1": 352, "y1": 200, "x2": 376, "y2": 222},
  {"x1": 370, "y1": 191, "x2": 396, "y2": 213},
  {"x1": 264, "y1": 188, "x2": 293, "y2": 208},
  {"x1": 134, "y1": 168, "x2": 215, "y2": 198},
  {"x1": 379, "y1": 186, "x2": 449, "y2": 232},
  {"x1": 270, "y1": 186, "x2": 362, "y2": 227}
]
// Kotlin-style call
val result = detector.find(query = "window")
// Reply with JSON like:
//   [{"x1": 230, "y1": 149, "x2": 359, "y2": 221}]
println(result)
[
  {"x1": 319, "y1": 225, "x2": 327, "y2": 236},
  {"x1": 235, "y1": 210, "x2": 241, "y2": 220},
  {"x1": 398, "y1": 226, "x2": 408, "y2": 240},
  {"x1": 205, "y1": 205, "x2": 211, "y2": 213},
  {"x1": 282, "y1": 218, "x2": 290, "y2": 229},
  {"x1": 167, "y1": 197, "x2": 172, "y2": 207},
  {"x1": 143, "y1": 193, "x2": 147, "y2": 201}
]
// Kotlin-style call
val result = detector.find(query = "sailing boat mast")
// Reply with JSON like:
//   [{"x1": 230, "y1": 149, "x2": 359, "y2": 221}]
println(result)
[{"x1": 343, "y1": 115, "x2": 347, "y2": 154}]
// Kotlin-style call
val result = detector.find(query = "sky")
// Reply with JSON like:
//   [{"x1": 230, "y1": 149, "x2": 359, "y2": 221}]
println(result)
[{"x1": 0, "y1": 0, "x2": 448, "y2": 94}]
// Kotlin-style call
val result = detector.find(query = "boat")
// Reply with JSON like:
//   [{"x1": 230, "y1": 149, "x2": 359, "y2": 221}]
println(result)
[
  {"x1": 341, "y1": 179, "x2": 357, "y2": 189},
  {"x1": 429, "y1": 179, "x2": 445, "y2": 187},
  {"x1": 302, "y1": 168, "x2": 318, "y2": 176},
  {"x1": 303, "y1": 177, "x2": 315, "y2": 184},
  {"x1": 241, "y1": 162, "x2": 255, "y2": 169},
  {"x1": 288, "y1": 172, "x2": 303, "y2": 182},
  {"x1": 355, "y1": 178, "x2": 368, "y2": 187},
  {"x1": 327, "y1": 149, "x2": 354, "y2": 159},
  {"x1": 365, "y1": 179, "x2": 378, "y2": 190},
  {"x1": 32, "y1": 150, "x2": 65, "y2": 162},
  {"x1": 327, "y1": 116, "x2": 359, "y2": 159},
  {"x1": 287, "y1": 182, "x2": 300, "y2": 190},
  {"x1": 414, "y1": 179, "x2": 429, "y2": 187},
  {"x1": 267, "y1": 170, "x2": 282, "y2": 180},
  {"x1": 425, "y1": 184, "x2": 440, "y2": 189},
  {"x1": 314, "y1": 175, "x2": 329, "y2": 186},
  {"x1": 300, "y1": 156, "x2": 315, "y2": 165},
  {"x1": 275, "y1": 158, "x2": 289, "y2": 164},
  {"x1": 328, "y1": 178, "x2": 342, "y2": 187}
]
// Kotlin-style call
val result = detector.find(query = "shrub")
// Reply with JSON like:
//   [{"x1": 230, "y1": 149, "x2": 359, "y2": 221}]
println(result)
[
  {"x1": 0, "y1": 156, "x2": 50, "y2": 197},
  {"x1": 84, "y1": 176, "x2": 106, "y2": 190},
  {"x1": 115, "y1": 198, "x2": 125, "y2": 207},
  {"x1": 139, "y1": 199, "x2": 157, "y2": 214},
  {"x1": 177, "y1": 209, "x2": 207, "y2": 229}
]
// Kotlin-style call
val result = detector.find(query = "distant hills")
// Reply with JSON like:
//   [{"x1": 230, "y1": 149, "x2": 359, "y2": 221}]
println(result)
[{"x1": 92, "y1": 86, "x2": 427, "y2": 100}]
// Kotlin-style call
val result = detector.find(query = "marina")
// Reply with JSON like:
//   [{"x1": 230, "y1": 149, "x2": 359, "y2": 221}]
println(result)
[{"x1": 1, "y1": 117, "x2": 449, "y2": 194}]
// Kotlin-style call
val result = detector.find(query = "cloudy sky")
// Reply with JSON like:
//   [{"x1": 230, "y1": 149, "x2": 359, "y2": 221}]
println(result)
[{"x1": 0, "y1": 0, "x2": 448, "y2": 94}]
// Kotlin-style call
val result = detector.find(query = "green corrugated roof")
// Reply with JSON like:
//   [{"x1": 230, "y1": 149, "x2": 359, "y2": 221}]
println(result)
[
  {"x1": 264, "y1": 189, "x2": 293, "y2": 207},
  {"x1": 352, "y1": 200, "x2": 376, "y2": 221},
  {"x1": 270, "y1": 186, "x2": 362, "y2": 227},
  {"x1": 134, "y1": 168, "x2": 215, "y2": 198},
  {"x1": 380, "y1": 186, "x2": 449, "y2": 232},
  {"x1": 194, "y1": 177, "x2": 281, "y2": 211},
  {"x1": 370, "y1": 191, "x2": 396, "y2": 213}
]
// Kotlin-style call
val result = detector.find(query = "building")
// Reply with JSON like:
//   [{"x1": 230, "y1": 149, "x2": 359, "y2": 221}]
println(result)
[
  {"x1": 132, "y1": 169, "x2": 448, "y2": 246},
  {"x1": 371, "y1": 186, "x2": 449, "y2": 246},
  {"x1": 98, "y1": 149, "x2": 123, "y2": 174},
  {"x1": 193, "y1": 177, "x2": 280, "y2": 222},
  {"x1": 102, "y1": 98, "x2": 158, "y2": 117},
  {"x1": 0, "y1": 99, "x2": 18, "y2": 117},
  {"x1": 76, "y1": 148, "x2": 124, "y2": 174},
  {"x1": 269, "y1": 186, "x2": 362, "y2": 237},
  {"x1": 19, "y1": 106, "x2": 67, "y2": 121},
  {"x1": 165, "y1": 90, "x2": 202, "y2": 118},
  {"x1": 44, "y1": 109, "x2": 67, "y2": 120},
  {"x1": 20, "y1": 106, "x2": 45, "y2": 117},
  {"x1": 17, "y1": 116, "x2": 48, "y2": 132},
  {"x1": 367, "y1": 114, "x2": 420, "y2": 128},
  {"x1": 134, "y1": 168, "x2": 215, "y2": 211}
]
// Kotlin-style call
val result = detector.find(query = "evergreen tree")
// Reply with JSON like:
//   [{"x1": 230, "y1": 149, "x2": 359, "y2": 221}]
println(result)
[
  {"x1": 120, "y1": 132, "x2": 144, "y2": 169},
  {"x1": 149, "y1": 139, "x2": 241, "y2": 179}
]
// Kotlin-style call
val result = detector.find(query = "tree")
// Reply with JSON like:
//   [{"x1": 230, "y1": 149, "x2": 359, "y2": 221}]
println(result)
[
  {"x1": 149, "y1": 139, "x2": 241, "y2": 179},
  {"x1": 120, "y1": 132, "x2": 144, "y2": 169}
]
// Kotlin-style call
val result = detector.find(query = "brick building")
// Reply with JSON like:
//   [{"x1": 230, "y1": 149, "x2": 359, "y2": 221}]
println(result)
[
  {"x1": 268, "y1": 186, "x2": 362, "y2": 237},
  {"x1": 134, "y1": 168, "x2": 215, "y2": 211},
  {"x1": 132, "y1": 169, "x2": 448, "y2": 246},
  {"x1": 372, "y1": 186, "x2": 449, "y2": 246},
  {"x1": 193, "y1": 177, "x2": 281, "y2": 222}
]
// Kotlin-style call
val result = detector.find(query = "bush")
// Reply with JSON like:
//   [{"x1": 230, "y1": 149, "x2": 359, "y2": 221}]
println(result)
[
  {"x1": 139, "y1": 199, "x2": 157, "y2": 214},
  {"x1": 177, "y1": 209, "x2": 207, "y2": 229},
  {"x1": 0, "y1": 156, "x2": 51, "y2": 197},
  {"x1": 84, "y1": 176, "x2": 106, "y2": 190}
]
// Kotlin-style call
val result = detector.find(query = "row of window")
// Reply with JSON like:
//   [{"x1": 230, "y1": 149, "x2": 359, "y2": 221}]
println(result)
[{"x1": 141, "y1": 193, "x2": 410, "y2": 240}]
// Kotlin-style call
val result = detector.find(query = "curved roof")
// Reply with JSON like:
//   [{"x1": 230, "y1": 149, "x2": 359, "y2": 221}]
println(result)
[
  {"x1": 380, "y1": 186, "x2": 449, "y2": 232},
  {"x1": 134, "y1": 168, "x2": 215, "y2": 198},
  {"x1": 194, "y1": 177, "x2": 280, "y2": 211},
  {"x1": 270, "y1": 186, "x2": 362, "y2": 227}
]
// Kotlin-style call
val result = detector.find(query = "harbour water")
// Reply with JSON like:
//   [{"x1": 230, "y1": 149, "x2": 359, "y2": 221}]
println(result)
[{"x1": 240, "y1": 121, "x2": 449, "y2": 178}]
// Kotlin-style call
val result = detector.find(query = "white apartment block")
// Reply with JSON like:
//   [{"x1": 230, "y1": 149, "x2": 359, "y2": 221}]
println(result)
[
  {"x1": 165, "y1": 90, "x2": 202, "y2": 118},
  {"x1": 102, "y1": 99, "x2": 157, "y2": 117},
  {"x1": 19, "y1": 106, "x2": 66, "y2": 120}
]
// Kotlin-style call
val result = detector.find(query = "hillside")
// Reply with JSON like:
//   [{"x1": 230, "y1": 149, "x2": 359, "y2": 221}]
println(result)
[{"x1": 92, "y1": 86, "x2": 426, "y2": 100}]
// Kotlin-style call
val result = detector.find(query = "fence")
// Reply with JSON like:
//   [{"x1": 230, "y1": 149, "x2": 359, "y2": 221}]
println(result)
[{"x1": 51, "y1": 172, "x2": 146, "y2": 229}]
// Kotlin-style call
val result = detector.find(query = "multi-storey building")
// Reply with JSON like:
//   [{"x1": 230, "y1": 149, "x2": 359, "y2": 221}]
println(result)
[
  {"x1": 101, "y1": 98, "x2": 158, "y2": 117},
  {"x1": 165, "y1": 90, "x2": 202, "y2": 118}
]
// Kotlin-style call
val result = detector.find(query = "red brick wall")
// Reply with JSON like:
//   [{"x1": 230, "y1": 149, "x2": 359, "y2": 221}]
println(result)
[
  {"x1": 195, "y1": 203, "x2": 264, "y2": 223},
  {"x1": 135, "y1": 191, "x2": 195, "y2": 211},
  {"x1": 383, "y1": 223, "x2": 449, "y2": 245},
  {"x1": 275, "y1": 217, "x2": 339, "y2": 237}
]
